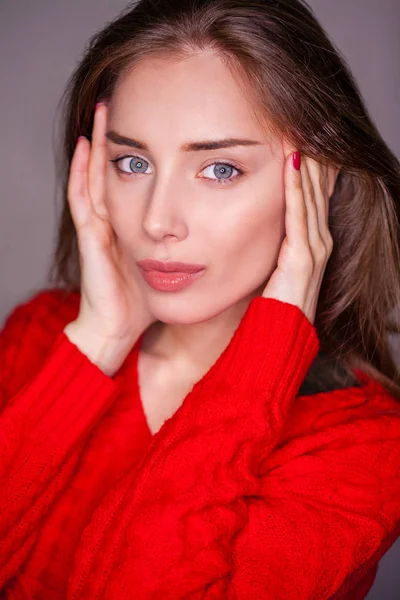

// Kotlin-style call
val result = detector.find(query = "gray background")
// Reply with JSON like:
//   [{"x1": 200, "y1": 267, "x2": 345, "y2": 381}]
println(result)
[{"x1": 0, "y1": 1, "x2": 399, "y2": 597}]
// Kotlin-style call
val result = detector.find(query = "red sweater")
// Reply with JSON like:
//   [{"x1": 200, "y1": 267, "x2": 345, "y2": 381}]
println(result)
[{"x1": 1, "y1": 288, "x2": 400, "y2": 600}]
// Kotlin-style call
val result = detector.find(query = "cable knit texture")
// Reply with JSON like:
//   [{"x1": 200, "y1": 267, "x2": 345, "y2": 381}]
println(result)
[{"x1": 0, "y1": 288, "x2": 400, "y2": 599}]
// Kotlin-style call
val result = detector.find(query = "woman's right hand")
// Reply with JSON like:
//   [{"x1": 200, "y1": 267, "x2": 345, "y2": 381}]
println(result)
[{"x1": 64, "y1": 102, "x2": 158, "y2": 369}]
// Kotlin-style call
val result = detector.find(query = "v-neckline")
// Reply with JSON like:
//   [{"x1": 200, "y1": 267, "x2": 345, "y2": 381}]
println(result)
[
  {"x1": 122, "y1": 326, "x2": 378, "y2": 442},
  {"x1": 130, "y1": 331, "x2": 196, "y2": 439},
  {"x1": 129, "y1": 329, "x2": 229, "y2": 440}
]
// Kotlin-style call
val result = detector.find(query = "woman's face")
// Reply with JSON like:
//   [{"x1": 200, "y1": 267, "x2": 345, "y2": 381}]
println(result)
[{"x1": 105, "y1": 50, "x2": 286, "y2": 324}]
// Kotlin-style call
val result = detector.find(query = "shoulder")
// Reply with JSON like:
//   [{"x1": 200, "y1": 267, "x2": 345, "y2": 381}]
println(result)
[
  {"x1": 233, "y1": 379, "x2": 400, "y2": 600},
  {"x1": 270, "y1": 375, "x2": 400, "y2": 478},
  {"x1": 294, "y1": 349, "x2": 400, "y2": 435},
  {"x1": 296, "y1": 370, "x2": 399, "y2": 432}
]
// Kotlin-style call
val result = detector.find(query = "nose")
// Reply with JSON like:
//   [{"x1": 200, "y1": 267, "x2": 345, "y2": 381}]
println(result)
[{"x1": 141, "y1": 178, "x2": 188, "y2": 242}]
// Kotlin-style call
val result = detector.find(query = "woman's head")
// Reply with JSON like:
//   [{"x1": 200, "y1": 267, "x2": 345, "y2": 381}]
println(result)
[
  {"x1": 50, "y1": 0, "x2": 400, "y2": 397},
  {"x1": 105, "y1": 50, "x2": 287, "y2": 324}
]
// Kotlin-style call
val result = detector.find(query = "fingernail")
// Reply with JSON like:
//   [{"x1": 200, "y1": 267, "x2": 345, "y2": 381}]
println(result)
[
  {"x1": 77, "y1": 135, "x2": 85, "y2": 142},
  {"x1": 292, "y1": 151, "x2": 301, "y2": 171},
  {"x1": 95, "y1": 102, "x2": 104, "y2": 109}
]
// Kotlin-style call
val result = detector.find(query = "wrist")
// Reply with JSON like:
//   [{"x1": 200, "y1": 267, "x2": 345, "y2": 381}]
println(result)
[{"x1": 63, "y1": 321, "x2": 136, "y2": 377}]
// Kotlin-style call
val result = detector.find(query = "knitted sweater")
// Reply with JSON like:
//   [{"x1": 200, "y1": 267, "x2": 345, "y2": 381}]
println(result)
[{"x1": 1, "y1": 288, "x2": 400, "y2": 600}]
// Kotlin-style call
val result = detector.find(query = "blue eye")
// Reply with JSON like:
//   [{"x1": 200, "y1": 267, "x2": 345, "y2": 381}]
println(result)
[
  {"x1": 110, "y1": 156, "x2": 151, "y2": 175},
  {"x1": 201, "y1": 162, "x2": 243, "y2": 185},
  {"x1": 109, "y1": 155, "x2": 244, "y2": 185}
]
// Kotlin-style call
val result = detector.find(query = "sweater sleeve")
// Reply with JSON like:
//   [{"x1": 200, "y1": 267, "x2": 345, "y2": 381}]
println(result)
[
  {"x1": 0, "y1": 291, "x2": 118, "y2": 588},
  {"x1": 67, "y1": 296, "x2": 400, "y2": 600},
  {"x1": 228, "y1": 411, "x2": 400, "y2": 599}
]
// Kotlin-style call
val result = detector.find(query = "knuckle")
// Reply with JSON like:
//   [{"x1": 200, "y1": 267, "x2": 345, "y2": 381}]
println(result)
[
  {"x1": 302, "y1": 179, "x2": 314, "y2": 197},
  {"x1": 314, "y1": 242, "x2": 328, "y2": 263},
  {"x1": 324, "y1": 232, "x2": 334, "y2": 254},
  {"x1": 313, "y1": 236, "x2": 334, "y2": 263},
  {"x1": 291, "y1": 176, "x2": 303, "y2": 192}
]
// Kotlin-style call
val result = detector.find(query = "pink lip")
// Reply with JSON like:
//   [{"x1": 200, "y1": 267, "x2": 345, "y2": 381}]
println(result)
[
  {"x1": 138, "y1": 268, "x2": 205, "y2": 292},
  {"x1": 137, "y1": 259, "x2": 206, "y2": 274}
]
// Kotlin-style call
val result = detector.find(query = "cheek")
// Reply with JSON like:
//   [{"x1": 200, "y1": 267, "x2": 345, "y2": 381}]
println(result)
[
  {"x1": 200, "y1": 186, "x2": 285, "y2": 298},
  {"x1": 213, "y1": 191, "x2": 286, "y2": 272},
  {"x1": 249, "y1": 205, "x2": 286, "y2": 283}
]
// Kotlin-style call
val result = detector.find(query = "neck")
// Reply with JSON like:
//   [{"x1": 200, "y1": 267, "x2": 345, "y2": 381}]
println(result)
[{"x1": 141, "y1": 284, "x2": 265, "y2": 376}]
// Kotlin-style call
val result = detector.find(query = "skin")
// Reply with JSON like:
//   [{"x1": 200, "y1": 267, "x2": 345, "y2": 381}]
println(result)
[{"x1": 104, "y1": 50, "x2": 289, "y2": 378}]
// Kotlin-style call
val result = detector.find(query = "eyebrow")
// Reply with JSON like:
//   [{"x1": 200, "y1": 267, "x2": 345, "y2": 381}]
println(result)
[{"x1": 105, "y1": 130, "x2": 262, "y2": 152}]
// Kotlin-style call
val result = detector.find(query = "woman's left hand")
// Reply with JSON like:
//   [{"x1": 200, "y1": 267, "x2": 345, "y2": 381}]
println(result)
[{"x1": 262, "y1": 144, "x2": 340, "y2": 325}]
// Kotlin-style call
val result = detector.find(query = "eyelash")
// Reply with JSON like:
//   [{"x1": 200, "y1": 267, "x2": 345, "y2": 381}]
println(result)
[{"x1": 109, "y1": 154, "x2": 244, "y2": 185}]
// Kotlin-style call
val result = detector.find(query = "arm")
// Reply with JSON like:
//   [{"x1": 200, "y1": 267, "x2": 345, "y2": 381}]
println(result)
[
  {"x1": 0, "y1": 291, "x2": 121, "y2": 588},
  {"x1": 67, "y1": 296, "x2": 400, "y2": 600},
  {"x1": 228, "y1": 409, "x2": 400, "y2": 600}
]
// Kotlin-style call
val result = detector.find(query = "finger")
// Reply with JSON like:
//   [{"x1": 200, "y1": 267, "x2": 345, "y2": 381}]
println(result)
[
  {"x1": 88, "y1": 103, "x2": 109, "y2": 219},
  {"x1": 299, "y1": 158, "x2": 321, "y2": 250},
  {"x1": 284, "y1": 152, "x2": 309, "y2": 250},
  {"x1": 67, "y1": 136, "x2": 91, "y2": 228},
  {"x1": 306, "y1": 158, "x2": 333, "y2": 251},
  {"x1": 305, "y1": 158, "x2": 329, "y2": 232},
  {"x1": 321, "y1": 163, "x2": 331, "y2": 215},
  {"x1": 327, "y1": 165, "x2": 340, "y2": 201}
]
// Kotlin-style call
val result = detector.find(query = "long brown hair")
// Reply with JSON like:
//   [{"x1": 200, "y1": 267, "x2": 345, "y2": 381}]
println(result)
[{"x1": 48, "y1": 0, "x2": 400, "y2": 399}]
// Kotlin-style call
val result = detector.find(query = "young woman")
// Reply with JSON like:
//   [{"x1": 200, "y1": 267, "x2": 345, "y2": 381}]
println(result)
[{"x1": 1, "y1": 0, "x2": 400, "y2": 598}]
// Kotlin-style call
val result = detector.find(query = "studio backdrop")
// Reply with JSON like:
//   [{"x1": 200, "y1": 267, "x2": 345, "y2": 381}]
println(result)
[{"x1": 0, "y1": 1, "x2": 399, "y2": 597}]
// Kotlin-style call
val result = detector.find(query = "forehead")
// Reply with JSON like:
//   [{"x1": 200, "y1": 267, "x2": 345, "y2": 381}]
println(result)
[{"x1": 109, "y1": 51, "x2": 275, "y2": 143}]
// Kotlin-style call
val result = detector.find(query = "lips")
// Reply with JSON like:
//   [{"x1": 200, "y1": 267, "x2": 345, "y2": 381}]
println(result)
[{"x1": 137, "y1": 259, "x2": 206, "y2": 274}]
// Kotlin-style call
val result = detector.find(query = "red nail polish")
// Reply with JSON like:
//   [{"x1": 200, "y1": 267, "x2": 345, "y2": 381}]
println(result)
[{"x1": 292, "y1": 151, "x2": 301, "y2": 171}]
